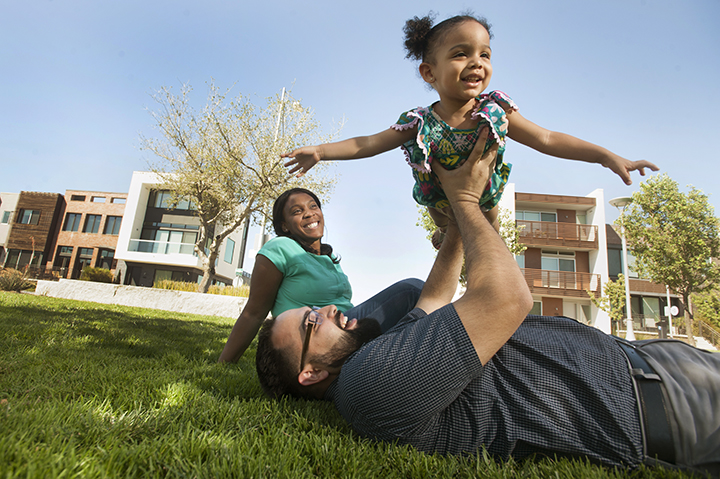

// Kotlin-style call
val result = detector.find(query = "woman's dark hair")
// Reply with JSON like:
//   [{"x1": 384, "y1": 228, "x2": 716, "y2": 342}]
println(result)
[
  {"x1": 271, "y1": 188, "x2": 338, "y2": 263},
  {"x1": 403, "y1": 12, "x2": 493, "y2": 63}
]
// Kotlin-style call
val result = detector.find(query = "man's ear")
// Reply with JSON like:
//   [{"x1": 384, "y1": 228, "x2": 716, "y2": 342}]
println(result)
[
  {"x1": 419, "y1": 62, "x2": 435, "y2": 84},
  {"x1": 298, "y1": 367, "x2": 329, "y2": 386}
]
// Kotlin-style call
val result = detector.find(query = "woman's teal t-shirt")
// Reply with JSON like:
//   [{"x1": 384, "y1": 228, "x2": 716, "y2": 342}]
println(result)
[{"x1": 258, "y1": 236, "x2": 354, "y2": 318}]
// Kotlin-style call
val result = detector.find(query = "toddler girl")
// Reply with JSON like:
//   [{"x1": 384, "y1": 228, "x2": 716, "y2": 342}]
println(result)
[{"x1": 283, "y1": 14, "x2": 658, "y2": 240}]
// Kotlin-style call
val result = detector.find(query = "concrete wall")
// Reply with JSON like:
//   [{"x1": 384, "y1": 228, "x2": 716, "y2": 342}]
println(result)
[{"x1": 35, "y1": 279, "x2": 248, "y2": 319}]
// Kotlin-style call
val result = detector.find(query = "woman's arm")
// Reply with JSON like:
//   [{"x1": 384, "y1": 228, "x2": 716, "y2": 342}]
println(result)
[
  {"x1": 282, "y1": 127, "x2": 415, "y2": 177},
  {"x1": 217, "y1": 255, "x2": 283, "y2": 363},
  {"x1": 506, "y1": 110, "x2": 658, "y2": 185}
]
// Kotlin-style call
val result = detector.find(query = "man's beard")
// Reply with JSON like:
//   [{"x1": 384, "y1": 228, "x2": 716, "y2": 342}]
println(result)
[{"x1": 315, "y1": 317, "x2": 382, "y2": 369}]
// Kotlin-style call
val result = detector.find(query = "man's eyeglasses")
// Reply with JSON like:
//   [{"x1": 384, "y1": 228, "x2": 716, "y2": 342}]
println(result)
[{"x1": 300, "y1": 306, "x2": 324, "y2": 369}]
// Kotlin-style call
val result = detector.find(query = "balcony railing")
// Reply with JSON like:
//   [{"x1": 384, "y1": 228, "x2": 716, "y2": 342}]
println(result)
[
  {"x1": 516, "y1": 221, "x2": 598, "y2": 249},
  {"x1": 128, "y1": 239, "x2": 197, "y2": 256},
  {"x1": 520, "y1": 268, "x2": 600, "y2": 298}
]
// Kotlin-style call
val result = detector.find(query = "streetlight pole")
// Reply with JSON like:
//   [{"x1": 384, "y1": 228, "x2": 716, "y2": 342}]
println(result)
[{"x1": 609, "y1": 196, "x2": 635, "y2": 341}]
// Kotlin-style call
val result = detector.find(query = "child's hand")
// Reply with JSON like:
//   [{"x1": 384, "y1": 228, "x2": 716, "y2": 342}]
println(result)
[
  {"x1": 281, "y1": 147, "x2": 322, "y2": 177},
  {"x1": 602, "y1": 153, "x2": 659, "y2": 186}
]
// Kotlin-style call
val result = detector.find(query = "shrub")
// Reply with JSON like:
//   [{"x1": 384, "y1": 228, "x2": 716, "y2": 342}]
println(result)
[
  {"x1": 154, "y1": 279, "x2": 198, "y2": 292},
  {"x1": 79, "y1": 267, "x2": 114, "y2": 283},
  {"x1": 208, "y1": 284, "x2": 250, "y2": 297},
  {"x1": 153, "y1": 279, "x2": 249, "y2": 297},
  {"x1": 0, "y1": 268, "x2": 34, "y2": 292}
]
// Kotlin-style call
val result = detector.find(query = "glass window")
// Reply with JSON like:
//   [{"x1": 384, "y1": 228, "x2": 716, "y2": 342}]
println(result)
[
  {"x1": 18, "y1": 209, "x2": 40, "y2": 225},
  {"x1": 63, "y1": 213, "x2": 82, "y2": 232},
  {"x1": 70, "y1": 195, "x2": 86, "y2": 201},
  {"x1": 104, "y1": 216, "x2": 122, "y2": 235},
  {"x1": 111, "y1": 197, "x2": 126, "y2": 204},
  {"x1": 224, "y1": 238, "x2": 235, "y2": 263},
  {"x1": 530, "y1": 301, "x2": 542, "y2": 315},
  {"x1": 541, "y1": 212, "x2": 557, "y2": 222},
  {"x1": 154, "y1": 270, "x2": 173, "y2": 283},
  {"x1": 83, "y1": 214, "x2": 102, "y2": 233},
  {"x1": 79, "y1": 248, "x2": 93, "y2": 258},
  {"x1": 1, "y1": 211, "x2": 11, "y2": 223},
  {"x1": 58, "y1": 246, "x2": 73, "y2": 256},
  {"x1": 516, "y1": 211, "x2": 557, "y2": 222},
  {"x1": 515, "y1": 253, "x2": 525, "y2": 268},
  {"x1": 97, "y1": 249, "x2": 115, "y2": 269},
  {"x1": 91, "y1": 196, "x2": 106, "y2": 203}
]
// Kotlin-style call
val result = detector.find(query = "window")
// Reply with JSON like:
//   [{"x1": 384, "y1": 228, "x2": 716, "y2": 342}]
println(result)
[
  {"x1": 97, "y1": 249, "x2": 115, "y2": 269},
  {"x1": 79, "y1": 248, "x2": 93, "y2": 258},
  {"x1": 224, "y1": 238, "x2": 235, "y2": 263},
  {"x1": 63, "y1": 213, "x2": 82, "y2": 232},
  {"x1": 516, "y1": 211, "x2": 557, "y2": 222},
  {"x1": 70, "y1": 195, "x2": 86, "y2": 201},
  {"x1": 18, "y1": 209, "x2": 40, "y2": 225},
  {"x1": 515, "y1": 253, "x2": 525, "y2": 269},
  {"x1": 1, "y1": 211, "x2": 11, "y2": 224},
  {"x1": 83, "y1": 214, "x2": 102, "y2": 233},
  {"x1": 104, "y1": 216, "x2": 122, "y2": 235},
  {"x1": 91, "y1": 196, "x2": 106, "y2": 203},
  {"x1": 529, "y1": 301, "x2": 542, "y2": 315},
  {"x1": 111, "y1": 197, "x2": 126, "y2": 204},
  {"x1": 58, "y1": 246, "x2": 73, "y2": 256},
  {"x1": 541, "y1": 251, "x2": 575, "y2": 288},
  {"x1": 151, "y1": 190, "x2": 195, "y2": 210}
]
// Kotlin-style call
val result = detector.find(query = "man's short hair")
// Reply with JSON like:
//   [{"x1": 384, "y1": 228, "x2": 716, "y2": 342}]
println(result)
[{"x1": 255, "y1": 318, "x2": 314, "y2": 400}]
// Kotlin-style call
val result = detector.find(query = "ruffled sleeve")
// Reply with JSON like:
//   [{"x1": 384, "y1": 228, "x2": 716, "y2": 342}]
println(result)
[
  {"x1": 471, "y1": 90, "x2": 518, "y2": 148},
  {"x1": 391, "y1": 107, "x2": 433, "y2": 173}
]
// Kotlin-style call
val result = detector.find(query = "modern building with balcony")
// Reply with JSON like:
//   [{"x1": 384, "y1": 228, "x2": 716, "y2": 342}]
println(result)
[
  {"x1": 499, "y1": 184, "x2": 611, "y2": 332},
  {"x1": 114, "y1": 171, "x2": 248, "y2": 287},
  {"x1": 47, "y1": 190, "x2": 128, "y2": 279}
]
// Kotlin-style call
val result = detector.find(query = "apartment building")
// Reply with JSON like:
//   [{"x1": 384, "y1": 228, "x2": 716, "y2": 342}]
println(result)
[
  {"x1": 1, "y1": 191, "x2": 64, "y2": 272},
  {"x1": 500, "y1": 184, "x2": 611, "y2": 332},
  {"x1": 47, "y1": 190, "x2": 128, "y2": 279},
  {"x1": 500, "y1": 183, "x2": 681, "y2": 336},
  {"x1": 114, "y1": 171, "x2": 248, "y2": 287}
]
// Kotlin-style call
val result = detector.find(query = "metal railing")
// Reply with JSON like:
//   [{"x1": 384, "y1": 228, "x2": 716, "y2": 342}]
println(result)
[
  {"x1": 520, "y1": 268, "x2": 601, "y2": 297},
  {"x1": 516, "y1": 220, "x2": 598, "y2": 249}
]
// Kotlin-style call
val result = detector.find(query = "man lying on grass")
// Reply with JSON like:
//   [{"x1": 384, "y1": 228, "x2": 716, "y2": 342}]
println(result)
[{"x1": 254, "y1": 130, "x2": 720, "y2": 475}]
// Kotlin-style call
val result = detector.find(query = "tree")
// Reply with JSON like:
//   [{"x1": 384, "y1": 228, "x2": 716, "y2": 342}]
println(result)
[
  {"x1": 416, "y1": 206, "x2": 526, "y2": 286},
  {"x1": 141, "y1": 82, "x2": 338, "y2": 292},
  {"x1": 693, "y1": 288, "x2": 720, "y2": 329},
  {"x1": 621, "y1": 174, "x2": 720, "y2": 346},
  {"x1": 587, "y1": 274, "x2": 626, "y2": 333}
]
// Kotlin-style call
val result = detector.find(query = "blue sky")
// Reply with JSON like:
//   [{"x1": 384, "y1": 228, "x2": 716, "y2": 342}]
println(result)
[{"x1": 2, "y1": 0, "x2": 719, "y2": 303}]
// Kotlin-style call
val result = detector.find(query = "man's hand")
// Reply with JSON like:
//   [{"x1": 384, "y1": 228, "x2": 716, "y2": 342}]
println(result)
[{"x1": 431, "y1": 128, "x2": 499, "y2": 205}]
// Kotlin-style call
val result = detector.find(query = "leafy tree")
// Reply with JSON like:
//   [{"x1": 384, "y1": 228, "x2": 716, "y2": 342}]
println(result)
[
  {"x1": 416, "y1": 206, "x2": 526, "y2": 286},
  {"x1": 692, "y1": 288, "x2": 720, "y2": 329},
  {"x1": 587, "y1": 274, "x2": 626, "y2": 333},
  {"x1": 142, "y1": 82, "x2": 338, "y2": 292},
  {"x1": 621, "y1": 174, "x2": 720, "y2": 346}
]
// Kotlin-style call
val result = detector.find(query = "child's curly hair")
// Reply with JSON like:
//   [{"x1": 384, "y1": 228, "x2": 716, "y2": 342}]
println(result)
[{"x1": 403, "y1": 12, "x2": 493, "y2": 63}]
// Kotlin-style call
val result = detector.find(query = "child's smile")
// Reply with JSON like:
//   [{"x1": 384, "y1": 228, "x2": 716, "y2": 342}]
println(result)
[{"x1": 420, "y1": 20, "x2": 493, "y2": 119}]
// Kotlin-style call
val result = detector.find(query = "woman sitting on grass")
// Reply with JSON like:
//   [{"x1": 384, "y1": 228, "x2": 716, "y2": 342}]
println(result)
[{"x1": 218, "y1": 188, "x2": 423, "y2": 363}]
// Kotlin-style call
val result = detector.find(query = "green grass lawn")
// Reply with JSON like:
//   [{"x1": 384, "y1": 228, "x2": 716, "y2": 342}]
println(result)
[{"x1": 0, "y1": 292, "x2": 691, "y2": 478}]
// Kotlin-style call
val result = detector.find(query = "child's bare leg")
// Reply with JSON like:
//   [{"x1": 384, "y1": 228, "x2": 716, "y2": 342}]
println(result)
[
  {"x1": 427, "y1": 206, "x2": 449, "y2": 250},
  {"x1": 484, "y1": 206, "x2": 500, "y2": 232}
]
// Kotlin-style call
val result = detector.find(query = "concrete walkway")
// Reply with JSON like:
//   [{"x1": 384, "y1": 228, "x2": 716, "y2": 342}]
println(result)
[{"x1": 35, "y1": 279, "x2": 248, "y2": 319}]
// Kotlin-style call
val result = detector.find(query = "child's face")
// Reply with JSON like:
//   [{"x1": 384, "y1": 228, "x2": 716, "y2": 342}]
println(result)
[{"x1": 420, "y1": 20, "x2": 493, "y2": 106}]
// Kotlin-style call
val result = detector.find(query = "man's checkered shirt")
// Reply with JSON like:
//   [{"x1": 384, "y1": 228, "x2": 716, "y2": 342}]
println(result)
[{"x1": 325, "y1": 305, "x2": 643, "y2": 468}]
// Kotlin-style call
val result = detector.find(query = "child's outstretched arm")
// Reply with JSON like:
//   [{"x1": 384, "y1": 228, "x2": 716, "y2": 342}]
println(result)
[
  {"x1": 506, "y1": 110, "x2": 659, "y2": 185},
  {"x1": 282, "y1": 127, "x2": 415, "y2": 177}
]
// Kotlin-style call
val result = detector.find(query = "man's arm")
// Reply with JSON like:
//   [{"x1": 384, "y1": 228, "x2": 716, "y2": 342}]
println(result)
[
  {"x1": 433, "y1": 128, "x2": 534, "y2": 364},
  {"x1": 413, "y1": 213, "x2": 464, "y2": 314}
]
